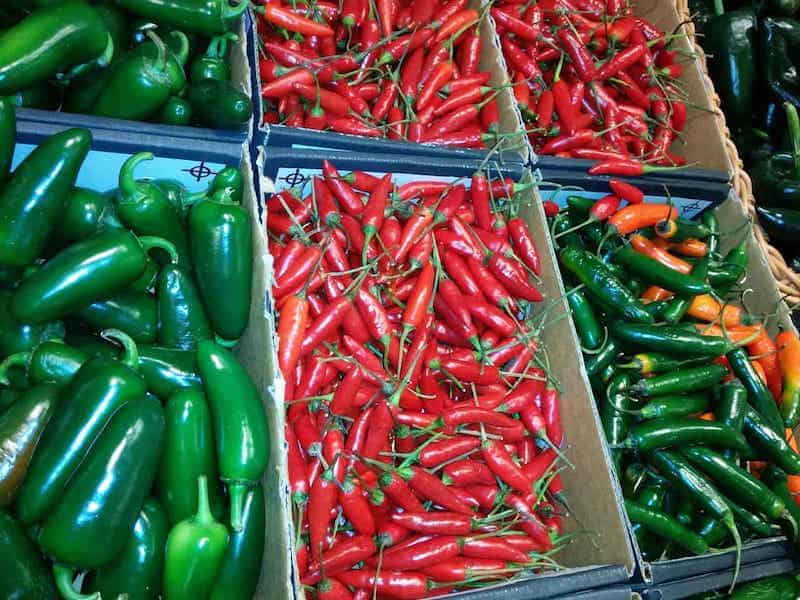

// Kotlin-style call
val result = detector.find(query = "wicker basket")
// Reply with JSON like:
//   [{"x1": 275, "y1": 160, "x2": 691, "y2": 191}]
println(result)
[{"x1": 674, "y1": 0, "x2": 800, "y2": 304}]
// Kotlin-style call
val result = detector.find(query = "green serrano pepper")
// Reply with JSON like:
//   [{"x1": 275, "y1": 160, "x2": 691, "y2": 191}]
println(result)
[
  {"x1": 113, "y1": 0, "x2": 248, "y2": 36},
  {"x1": 743, "y1": 405, "x2": 800, "y2": 474},
  {"x1": 585, "y1": 338, "x2": 619, "y2": 377},
  {"x1": 619, "y1": 352, "x2": 710, "y2": 375},
  {"x1": 621, "y1": 418, "x2": 750, "y2": 453},
  {"x1": 84, "y1": 498, "x2": 169, "y2": 600},
  {"x1": 654, "y1": 217, "x2": 710, "y2": 242},
  {"x1": 567, "y1": 287, "x2": 603, "y2": 350},
  {"x1": 721, "y1": 492, "x2": 774, "y2": 537},
  {"x1": 727, "y1": 346, "x2": 784, "y2": 434},
  {"x1": 614, "y1": 246, "x2": 710, "y2": 296},
  {"x1": 74, "y1": 291, "x2": 158, "y2": 344},
  {"x1": 630, "y1": 364, "x2": 729, "y2": 397},
  {"x1": 611, "y1": 322, "x2": 731, "y2": 358},
  {"x1": 0, "y1": 510, "x2": 58, "y2": 600},
  {"x1": 701, "y1": 211, "x2": 720, "y2": 255},
  {"x1": 600, "y1": 373, "x2": 631, "y2": 474},
  {"x1": 762, "y1": 466, "x2": 800, "y2": 543},
  {"x1": 714, "y1": 242, "x2": 748, "y2": 297},
  {"x1": 635, "y1": 394, "x2": 710, "y2": 420},
  {"x1": 0, "y1": 1, "x2": 111, "y2": 95},
  {"x1": 11, "y1": 230, "x2": 175, "y2": 324},
  {"x1": 0, "y1": 97, "x2": 15, "y2": 183},
  {"x1": 560, "y1": 246, "x2": 652, "y2": 323},
  {"x1": 15, "y1": 332, "x2": 146, "y2": 524},
  {"x1": 661, "y1": 258, "x2": 711, "y2": 324},
  {"x1": 0, "y1": 128, "x2": 91, "y2": 267},
  {"x1": 197, "y1": 341, "x2": 269, "y2": 531},
  {"x1": 625, "y1": 499, "x2": 709, "y2": 555},
  {"x1": 715, "y1": 381, "x2": 748, "y2": 462},
  {"x1": 681, "y1": 446, "x2": 785, "y2": 519}
]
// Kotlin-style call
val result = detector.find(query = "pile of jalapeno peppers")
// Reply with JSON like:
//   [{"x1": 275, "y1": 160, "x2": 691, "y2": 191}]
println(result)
[
  {"x1": 0, "y1": 99, "x2": 268, "y2": 600},
  {"x1": 0, "y1": 0, "x2": 251, "y2": 129},
  {"x1": 258, "y1": 0, "x2": 514, "y2": 148},
  {"x1": 549, "y1": 181, "x2": 800, "y2": 570},
  {"x1": 271, "y1": 162, "x2": 568, "y2": 598},
  {"x1": 493, "y1": 0, "x2": 688, "y2": 166}
]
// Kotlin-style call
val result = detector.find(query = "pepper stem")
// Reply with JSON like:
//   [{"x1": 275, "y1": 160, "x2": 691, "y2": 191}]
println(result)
[
  {"x1": 713, "y1": 0, "x2": 724, "y2": 16},
  {"x1": 195, "y1": 475, "x2": 215, "y2": 524},
  {"x1": 0, "y1": 351, "x2": 31, "y2": 386},
  {"x1": 168, "y1": 31, "x2": 191, "y2": 66},
  {"x1": 145, "y1": 30, "x2": 168, "y2": 71},
  {"x1": 53, "y1": 565, "x2": 100, "y2": 600},
  {"x1": 784, "y1": 102, "x2": 800, "y2": 179},
  {"x1": 101, "y1": 329, "x2": 139, "y2": 370},
  {"x1": 138, "y1": 235, "x2": 180, "y2": 264},
  {"x1": 228, "y1": 481, "x2": 249, "y2": 532},
  {"x1": 118, "y1": 152, "x2": 153, "y2": 204}
]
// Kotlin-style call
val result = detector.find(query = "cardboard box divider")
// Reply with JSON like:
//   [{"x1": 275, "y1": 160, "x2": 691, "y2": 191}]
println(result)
[{"x1": 253, "y1": 146, "x2": 636, "y2": 599}]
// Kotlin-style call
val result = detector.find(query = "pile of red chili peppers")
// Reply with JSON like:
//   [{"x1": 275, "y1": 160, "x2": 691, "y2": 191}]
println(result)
[
  {"x1": 257, "y1": 0, "x2": 512, "y2": 148},
  {"x1": 495, "y1": 0, "x2": 688, "y2": 164},
  {"x1": 269, "y1": 161, "x2": 567, "y2": 598}
]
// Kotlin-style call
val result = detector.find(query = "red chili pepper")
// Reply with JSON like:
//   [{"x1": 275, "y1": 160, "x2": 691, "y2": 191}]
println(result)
[
  {"x1": 434, "y1": 8, "x2": 479, "y2": 44},
  {"x1": 507, "y1": 217, "x2": 542, "y2": 276},
  {"x1": 608, "y1": 178, "x2": 645, "y2": 204},
  {"x1": 481, "y1": 439, "x2": 533, "y2": 493},
  {"x1": 504, "y1": 493, "x2": 553, "y2": 550},
  {"x1": 273, "y1": 246, "x2": 322, "y2": 299},
  {"x1": 501, "y1": 37, "x2": 542, "y2": 80},
  {"x1": 443, "y1": 460, "x2": 497, "y2": 487},
  {"x1": 301, "y1": 534, "x2": 376, "y2": 585},
  {"x1": 419, "y1": 436, "x2": 482, "y2": 468},
  {"x1": 400, "y1": 466, "x2": 473, "y2": 514},
  {"x1": 329, "y1": 365, "x2": 364, "y2": 416},
  {"x1": 487, "y1": 253, "x2": 543, "y2": 302},
  {"x1": 595, "y1": 43, "x2": 648, "y2": 80},
  {"x1": 286, "y1": 423, "x2": 309, "y2": 506},
  {"x1": 460, "y1": 536, "x2": 531, "y2": 563},
  {"x1": 390, "y1": 512, "x2": 474, "y2": 535},
  {"x1": 422, "y1": 558, "x2": 508, "y2": 583},
  {"x1": 262, "y1": 4, "x2": 335, "y2": 37},
  {"x1": 458, "y1": 30, "x2": 482, "y2": 77},
  {"x1": 337, "y1": 569, "x2": 429, "y2": 598},
  {"x1": 588, "y1": 159, "x2": 681, "y2": 176},
  {"x1": 338, "y1": 478, "x2": 376, "y2": 536},
  {"x1": 322, "y1": 160, "x2": 364, "y2": 216},
  {"x1": 377, "y1": 521, "x2": 411, "y2": 548},
  {"x1": 378, "y1": 471, "x2": 427, "y2": 512},
  {"x1": 491, "y1": 7, "x2": 540, "y2": 40},
  {"x1": 465, "y1": 484, "x2": 499, "y2": 508},
  {"x1": 308, "y1": 467, "x2": 339, "y2": 558},
  {"x1": 468, "y1": 299, "x2": 516, "y2": 337}
]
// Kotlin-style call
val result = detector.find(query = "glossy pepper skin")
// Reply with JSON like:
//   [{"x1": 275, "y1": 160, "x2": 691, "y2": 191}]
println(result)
[
  {"x1": 158, "y1": 388, "x2": 223, "y2": 524},
  {"x1": 40, "y1": 395, "x2": 164, "y2": 572},
  {"x1": 0, "y1": 97, "x2": 15, "y2": 183},
  {"x1": 114, "y1": 0, "x2": 248, "y2": 36},
  {"x1": 0, "y1": 510, "x2": 58, "y2": 600},
  {"x1": 189, "y1": 186, "x2": 252, "y2": 340},
  {"x1": 157, "y1": 264, "x2": 214, "y2": 350},
  {"x1": 761, "y1": 18, "x2": 800, "y2": 111},
  {"x1": 211, "y1": 166, "x2": 244, "y2": 203},
  {"x1": 197, "y1": 340, "x2": 269, "y2": 531},
  {"x1": 85, "y1": 498, "x2": 169, "y2": 600},
  {"x1": 191, "y1": 33, "x2": 235, "y2": 83},
  {"x1": 163, "y1": 475, "x2": 229, "y2": 599},
  {"x1": 0, "y1": 0, "x2": 110, "y2": 94},
  {"x1": 15, "y1": 332, "x2": 146, "y2": 525},
  {"x1": 0, "y1": 384, "x2": 60, "y2": 507},
  {"x1": 0, "y1": 127, "x2": 91, "y2": 267},
  {"x1": 127, "y1": 30, "x2": 190, "y2": 95},
  {"x1": 91, "y1": 32, "x2": 174, "y2": 122},
  {"x1": 158, "y1": 96, "x2": 194, "y2": 126},
  {"x1": 10, "y1": 230, "x2": 170, "y2": 324},
  {"x1": 57, "y1": 186, "x2": 122, "y2": 245},
  {"x1": 752, "y1": 103, "x2": 800, "y2": 211},
  {"x1": 138, "y1": 344, "x2": 201, "y2": 398},
  {"x1": 0, "y1": 340, "x2": 89, "y2": 386},
  {"x1": 0, "y1": 290, "x2": 64, "y2": 359},
  {"x1": 211, "y1": 485, "x2": 265, "y2": 600},
  {"x1": 117, "y1": 152, "x2": 192, "y2": 266},
  {"x1": 705, "y1": 5, "x2": 757, "y2": 142},
  {"x1": 188, "y1": 79, "x2": 251, "y2": 129},
  {"x1": 74, "y1": 291, "x2": 158, "y2": 344}
]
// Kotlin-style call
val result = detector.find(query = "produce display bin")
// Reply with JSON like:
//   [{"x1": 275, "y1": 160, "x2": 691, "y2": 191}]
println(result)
[
  {"x1": 633, "y1": 554, "x2": 798, "y2": 600},
  {"x1": 252, "y1": 0, "x2": 530, "y2": 161},
  {"x1": 12, "y1": 114, "x2": 278, "y2": 598},
  {"x1": 11, "y1": 10, "x2": 256, "y2": 138},
  {"x1": 252, "y1": 144, "x2": 636, "y2": 599}
]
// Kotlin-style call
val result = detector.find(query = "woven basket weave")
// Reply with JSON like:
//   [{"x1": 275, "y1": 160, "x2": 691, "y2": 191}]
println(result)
[{"x1": 674, "y1": 0, "x2": 800, "y2": 304}]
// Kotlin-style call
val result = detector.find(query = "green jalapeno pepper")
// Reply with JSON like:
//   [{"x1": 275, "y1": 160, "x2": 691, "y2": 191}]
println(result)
[
  {"x1": 163, "y1": 475, "x2": 229, "y2": 599},
  {"x1": 0, "y1": 388, "x2": 21, "y2": 412},
  {"x1": 210, "y1": 485, "x2": 265, "y2": 599},
  {"x1": 681, "y1": 445, "x2": 786, "y2": 519},
  {"x1": 0, "y1": 127, "x2": 91, "y2": 268},
  {"x1": 727, "y1": 346, "x2": 784, "y2": 434},
  {"x1": 57, "y1": 187, "x2": 122, "y2": 246},
  {"x1": 612, "y1": 322, "x2": 730, "y2": 358},
  {"x1": 211, "y1": 166, "x2": 244, "y2": 204},
  {"x1": 696, "y1": 515, "x2": 729, "y2": 547},
  {"x1": 191, "y1": 33, "x2": 236, "y2": 83},
  {"x1": 91, "y1": 31, "x2": 174, "y2": 122},
  {"x1": 625, "y1": 499, "x2": 709, "y2": 555},
  {"x1": 621, "y1": 418, "x2": 750, "y2": 453},
  {"x1": 630, "y1": 364, "x2": 728, "y2": 397},
  {"x1": 0, "y1": 510, "x2": 58, "y2": 600},
  {"x1": 157, "y1": 264, "x2": 214, "y2": 350},
  {"x1": 10, "y1": 230, "x2": 175, "y2": 325},
  {"x1": 128, "y1": 30, "x2": 190, "y2": 94},
  {"x1": 187, "y1": 78, "x2": 251, "y2": 129},
  {"x1": 158, "y1": 96, "x2": 194, "y2": 126},
  {"x1": 117, "y1": 152, "x2": 191, "y2": 266},
  {"x1": 560, "y1": 246, "x2": 652, "y2": 323},
  {"x1": 84, "y1": 497, "x2": 169, "y2": 600},
  {"x1": 614, "y1": 247, "x2": 710, "y2": 296},
  {"x1": 189, "y1": 185, "x2": 252, "y2": 340},
  {"x1": 41, "y1": 395, "x2": 164, "y2": 578},
  {"x1": 197, "y1": 340, "x2": 269, "y2": 531},
  {"x1": 0, "y1": 383, "x2": 60, "y2": 507},
  {"x1": 113, "y1": 0, "x2": 248, "y2": 36},
  {"x1": 158, "y1": 388, "x2": 223, "y2": 524},
  {"x1": 0, "y1": 290, "x2": 65, "y2": 359},
  {"x1": 0, "y1": 97, "x2": 15, "y2": 183},
  {"x1": 743, "y1": 405, "x2": 800, "y2": 474},
  {"x1": 15, "y1": 331, "x2": 146, "y2": 524},
  {"x1": 0, "y1": 340, "x2": 89, "y2": 387},
  {"x1": 0, "y1": 0, "x2": 111, "y2": 94},
  {"x1": 74, "y1": 291, "x2": 158, "y2": 344},
  {"x1": 150, "y1": 178, "x2": 206, "y2": 216},
  {"x1": 138, "y1": 344, "x2": 201, "y2": 398},
  {"x1": 93, "y1": 3, "x2": 128, "y2": 57}
]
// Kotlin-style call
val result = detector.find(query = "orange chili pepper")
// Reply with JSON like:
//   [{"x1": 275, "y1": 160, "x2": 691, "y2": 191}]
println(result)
[
  {"x1": 696, "y1": 323, "x2": 764, "y2": 344},
  {"x1": 752, "y1": 360, "x2": 769, "y2": 386},
  {"x1": 749, "y1": 460, "x2": 767, "y2": 479},
  {"x1": 670, "y1": 238, "x2": 708, "y2": 258},
  {"x1": 630, "y1": 235, "x2": 692, "y2": 274},
  {"x1": 712, "y1": 355, "x2": 734, "y2": 383},
  {"x1": 640, "y1": 285, "x2": 674, "y2": 303},
  {"x1": 608, "y1": 204, "x2": 678, "y2": 235},
  {"x1": 777, "y1": 330, "x2": 800, "y2": 428},
  {"x1": 786, "y1": 429, "x2": 800, "y2": 502},
  {"x1": 747, "y1": 329, "x2": 782, "y2": 401},
  {"x1": 699, "y1": 412, "x2": 715, "y2": 421},
  {"x1": 686, "y1": 294, "x2": 743, "y2": 327}
]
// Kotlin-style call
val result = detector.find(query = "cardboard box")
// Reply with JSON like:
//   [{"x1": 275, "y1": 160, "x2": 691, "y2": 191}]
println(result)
[{"x1": 252, "y1": 145, "x2": 636, "y2": 599}]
